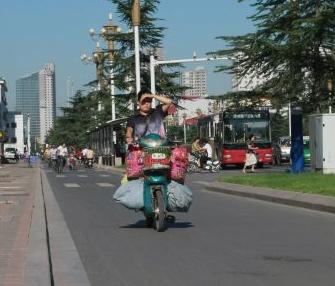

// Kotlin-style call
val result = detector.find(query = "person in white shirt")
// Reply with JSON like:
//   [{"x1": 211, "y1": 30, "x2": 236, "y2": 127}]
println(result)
[
  {"x1": 57, "y1": 143, "x2": 68, "y2": 167},
  {"x1": 203, "y1": 142, "x2": 213, "y2": 159},
  {"x1": 199, "y1": 139, "x2": 213, "y2": 168},
  {"x1": 50, "y1": 146, "x2": 58, "y2": 160},
  {"x1": 82, "y1": 147, "x2": 88, "y2": 158}
]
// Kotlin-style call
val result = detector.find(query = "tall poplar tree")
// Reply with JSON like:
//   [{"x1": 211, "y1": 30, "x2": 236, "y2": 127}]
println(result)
[{"x1": 211, "y1": 0, "x2": 335, "y2": 112}]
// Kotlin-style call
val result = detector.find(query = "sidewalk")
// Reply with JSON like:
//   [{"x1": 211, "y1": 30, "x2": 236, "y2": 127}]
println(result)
[
  {"x1": 0, "y1": 161, "x2": 49, "y2": 286},
  {"x1": 0, "y1": 161, "x2": 91, "y2": 286},
  {"x1": 198, "y1": 180, "x2": 335, "y2": 214}
]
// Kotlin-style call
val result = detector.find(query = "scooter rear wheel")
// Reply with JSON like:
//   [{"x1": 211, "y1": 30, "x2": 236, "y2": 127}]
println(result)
[{"x1": 154, "y1": 190, "x2": 166, "y2": 232}]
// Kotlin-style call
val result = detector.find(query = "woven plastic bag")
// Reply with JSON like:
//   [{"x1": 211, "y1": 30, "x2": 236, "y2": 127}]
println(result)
[
  {"x1": 113, "y1": 179, "x2": 144, "y2": 210},
  {"x1": 167, "y1": 181, "x2": 193, "y2": 212},
  {"x1": 113, "y1": 180, "x2": 193, "y2": 212}
]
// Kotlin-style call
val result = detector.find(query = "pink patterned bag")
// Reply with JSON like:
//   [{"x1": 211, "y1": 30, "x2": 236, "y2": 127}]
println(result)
[
  {"x1": 170, "y1": 146, "x2": 188, "y2": 184},
  {"x1": 126, "y1": 147, "x2": 144, "y2": 179}
]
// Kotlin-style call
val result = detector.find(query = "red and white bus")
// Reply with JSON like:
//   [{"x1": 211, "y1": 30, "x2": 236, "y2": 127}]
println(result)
[{"x1": 197, "y1": 109, "x2": 273, "y2": 168}]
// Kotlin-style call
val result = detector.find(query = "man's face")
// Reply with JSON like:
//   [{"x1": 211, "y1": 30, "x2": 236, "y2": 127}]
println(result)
[{"x1": 138, "y1": 93, "x2": 152, "y2": 113}]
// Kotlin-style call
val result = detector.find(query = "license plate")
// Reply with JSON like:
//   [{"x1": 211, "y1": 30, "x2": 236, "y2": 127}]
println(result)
[{"x1": 152, "y1": 153, "x2": 166, "y2": 160}]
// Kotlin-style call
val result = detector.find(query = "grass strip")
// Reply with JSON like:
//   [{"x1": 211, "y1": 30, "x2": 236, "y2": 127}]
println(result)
[{"x1": 220, "y1": 172, "x2": 335, "y2": 196}]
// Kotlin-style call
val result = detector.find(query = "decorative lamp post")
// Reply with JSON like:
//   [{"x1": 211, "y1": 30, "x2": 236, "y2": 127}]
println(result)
[
  {"x1": 101, "y1": 13, "x2": 120, "y2": 121},
  {"x1": 87, "y1": 14, "x2": 121, "y2": 120}
]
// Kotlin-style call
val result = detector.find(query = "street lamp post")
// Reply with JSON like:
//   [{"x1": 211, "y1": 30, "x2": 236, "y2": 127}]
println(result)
[
  {"x1": 132, "y1": 0, "x2": 141, "y2": 96},
  {"x1": 183, "y1": 113, "x2": 187, "y2": 144},
  {"x1": 27, "y1": 114, "x2": 31, "y2": 156},
  {"x1": 87, "y1": 14, "x2": 121, "y2": 120},
  {"x1": 328, "y1": 79, "x2": 333, "y2": 114}
]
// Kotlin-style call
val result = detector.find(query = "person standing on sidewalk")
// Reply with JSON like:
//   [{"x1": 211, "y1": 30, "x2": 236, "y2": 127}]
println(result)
[{"x1": 243, "y1": 134, "x2": 258, "y2": 173}]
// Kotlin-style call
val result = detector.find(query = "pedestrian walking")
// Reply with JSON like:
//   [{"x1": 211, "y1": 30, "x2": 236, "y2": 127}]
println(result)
[{"x1": 243, "y1": 134, "x2": 258, "y2": 173}]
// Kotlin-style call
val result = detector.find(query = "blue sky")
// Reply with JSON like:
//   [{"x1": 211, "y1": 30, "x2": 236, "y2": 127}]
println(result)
[{"x1": 0, "y1": 0, "x2": 254, "y2": 111}]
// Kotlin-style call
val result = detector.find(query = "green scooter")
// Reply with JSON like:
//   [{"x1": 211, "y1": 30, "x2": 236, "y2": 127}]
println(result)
[{"x1": 140, "y1": 134, "x2": 171, "y2": 232}]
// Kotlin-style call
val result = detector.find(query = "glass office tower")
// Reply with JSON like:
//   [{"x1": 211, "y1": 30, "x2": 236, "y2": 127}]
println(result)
[{"x1": 16, "y1": 72, "x2": 40, "y2": 143}]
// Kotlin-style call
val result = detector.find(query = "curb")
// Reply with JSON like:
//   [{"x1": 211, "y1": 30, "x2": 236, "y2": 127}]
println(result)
[
  {"x1": 198, "y1": 181, "x2": 335, "y2": 214},
  {"x1": 25, "y1": 168, "x2": 51, "y2": 286},
  {"x1": 41, "y1": 169, "x2": 91, "y2": 286}
]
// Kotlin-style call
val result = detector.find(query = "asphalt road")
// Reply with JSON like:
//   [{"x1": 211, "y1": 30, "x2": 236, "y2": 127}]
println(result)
[{"x1": 44, "y1": 165, "x2": 335, "y2": 286}]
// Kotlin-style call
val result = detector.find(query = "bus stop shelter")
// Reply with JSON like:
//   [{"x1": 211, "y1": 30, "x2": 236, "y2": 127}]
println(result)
[{"x1": 88, "y1": 117, "x2": 128, "y2": 166}]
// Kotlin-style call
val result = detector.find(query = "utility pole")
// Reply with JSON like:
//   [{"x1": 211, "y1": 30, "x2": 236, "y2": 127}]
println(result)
[
  {"x1": 328, "y1": 79, "x2": 333, "y2": 114},
  {"x1": 132, "y1": 0, "x2": 141, "y2": 97}
]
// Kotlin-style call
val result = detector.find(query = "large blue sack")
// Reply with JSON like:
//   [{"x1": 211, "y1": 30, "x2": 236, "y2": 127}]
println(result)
[
  {"x1": 113, "y1": 180, "x2": 144, "y2": 210},
  {"x1": 167, "y1": 181, "x2": 193, "y2": 212},
  {"x1": 113, "y1": 180, "x2": 193, "y2": 212}
]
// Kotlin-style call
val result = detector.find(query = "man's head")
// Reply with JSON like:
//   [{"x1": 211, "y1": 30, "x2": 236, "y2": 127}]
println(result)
[{"x1": 137, "y1": 88, "x2": 152, "y2": 113}]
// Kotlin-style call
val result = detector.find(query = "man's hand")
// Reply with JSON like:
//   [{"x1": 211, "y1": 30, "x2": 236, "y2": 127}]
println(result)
[
  {"x1": 140, "y1": 93, "x2": 154, "y2": 105},
  {"x1": 126, "y1": 126, "x2": 134, "y2": 144}
]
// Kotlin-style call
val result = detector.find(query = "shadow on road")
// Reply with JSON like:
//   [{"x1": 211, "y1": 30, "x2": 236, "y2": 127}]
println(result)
[{"x1": 119, "y1": 219, "x2": 194, "y2": 229}]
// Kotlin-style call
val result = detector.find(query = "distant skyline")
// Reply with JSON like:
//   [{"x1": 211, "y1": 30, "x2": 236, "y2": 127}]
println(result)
[{"x1": 0, "y1": 0, "x2": 254, "y2": 111}]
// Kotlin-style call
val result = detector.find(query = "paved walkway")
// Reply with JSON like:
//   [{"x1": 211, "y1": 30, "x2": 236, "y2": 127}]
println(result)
[{"x1": 0, "y1": 161, "x2": 45, "y2": 286}]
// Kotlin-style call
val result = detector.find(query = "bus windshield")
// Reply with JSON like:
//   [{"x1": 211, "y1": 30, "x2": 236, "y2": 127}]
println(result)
[{"x1": 223, "y1": 113, "x2": 270, "y2": 143}]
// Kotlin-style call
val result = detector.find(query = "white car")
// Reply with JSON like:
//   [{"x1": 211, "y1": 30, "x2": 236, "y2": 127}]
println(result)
[{"x1": 4, "y1": 148, "x2": 19, "y2": 162}]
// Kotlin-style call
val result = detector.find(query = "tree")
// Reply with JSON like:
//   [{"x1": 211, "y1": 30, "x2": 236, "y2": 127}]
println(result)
[
  {"x1": 211, "y1": 0, "x2": 335, "y2": 112},
  {"x1": 47, "y1": 91, "x2": 99, "y2": 147}
]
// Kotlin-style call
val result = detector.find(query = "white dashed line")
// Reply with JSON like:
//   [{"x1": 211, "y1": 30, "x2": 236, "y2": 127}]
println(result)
[
  {"x1": 77, "y1": 175, "x2": 88, "y2": 178},
  {"x1": 96, "y1": 183, "x2": 115, "y2": 187},
  {"x1": 56, "y1": 175, "x2": 66, "y2": 178},
  {"x1": 99, "y1": 174, "x2": 110, "y2": 177},
  {"x1": 64, "y1": 183, "x2": 80, "y2": 188}
]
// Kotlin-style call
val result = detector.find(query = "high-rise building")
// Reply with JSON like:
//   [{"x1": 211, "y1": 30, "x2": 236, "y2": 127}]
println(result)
[
  {"x1": 16, "y1": 63, "x2": 56, "y2": 145},
  {"x1": 181, "y1": 66, "x2": 207, "y2": 97},
  {"x1": 178, "y1": 67, "x2": 210, "y2": 121},
  {"x1": 0, "y1": 77, "x2": 8, "y2": 157},
  {"x1": 16, "y1": 72, "x2": 40, "y2": 142},
  {"x1": 39, "y1": 63, "x2": 56, "y2": 143}
]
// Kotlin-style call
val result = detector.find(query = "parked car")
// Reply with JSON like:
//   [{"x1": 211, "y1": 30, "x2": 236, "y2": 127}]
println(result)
[
  {"x1": 273, "y1": 136, "x2": 291, "y2": 164},
  {"x1": 303, "y1": 136, "x2": 310, "y2": 164},
  {"x1": 4, "y1": 147, "x2": 19, "y2": 163}
]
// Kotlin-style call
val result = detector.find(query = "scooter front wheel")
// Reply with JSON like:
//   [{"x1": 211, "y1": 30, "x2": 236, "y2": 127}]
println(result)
[{"x1": 154, "y1": 189, "x2": 166, "y2": 232}]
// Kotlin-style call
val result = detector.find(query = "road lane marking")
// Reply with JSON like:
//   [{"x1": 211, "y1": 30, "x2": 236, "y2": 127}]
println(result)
[
  {"x1": 99, "y1": 174, "x2": 110, "y2": 177},
  {"x1": 78, "y1": 170, "x2": 86, "y2": 172},
  {"x1": 0, "y1": 191, "x2": 29, "y2": 196},
  {"x1": 64, "y1": 183, "x2": 80, "y2": 188},
  {"x1": 0, "y1": 186, "x2": 22, "y2": 189},
  {"x1": 77, "y1": 175, "x2": 88, "y2": 178},
  {"x1": 96, "y1": 183, "x2": 115, "y2": 187},
  {"x1": 56, "y1": 175, "x2": 66, "y2": 178}
]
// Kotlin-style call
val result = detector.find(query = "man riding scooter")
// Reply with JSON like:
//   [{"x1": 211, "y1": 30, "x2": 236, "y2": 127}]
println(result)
[{"x1": 114, "y1": 89, "x2": 192, "y2": 231}]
